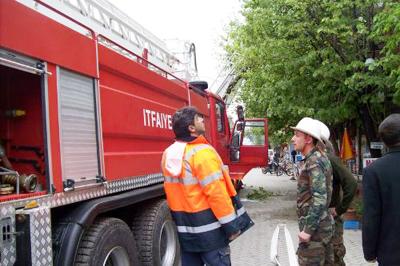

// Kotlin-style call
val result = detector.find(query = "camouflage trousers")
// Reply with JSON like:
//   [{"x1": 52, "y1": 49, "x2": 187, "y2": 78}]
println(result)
[
  {"x1": 297, "y1": 240, "x2": 334, "y2": 266},
  {"x1": 332, "y1": 216, "x2": 346, "y2": 266},
  {"x1": 297, "y1": 212, "x2": 334, "y2": 266}
]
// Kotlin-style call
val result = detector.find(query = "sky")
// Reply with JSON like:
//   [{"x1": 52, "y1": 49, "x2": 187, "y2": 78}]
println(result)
[{"x1": 108, "y1": 0, "x2": 242, "y2": 90}]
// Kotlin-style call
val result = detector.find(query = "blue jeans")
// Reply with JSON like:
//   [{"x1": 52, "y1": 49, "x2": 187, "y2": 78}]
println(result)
[{"x1": 181, "y1": 246, "x2": 231, "y2": 266}]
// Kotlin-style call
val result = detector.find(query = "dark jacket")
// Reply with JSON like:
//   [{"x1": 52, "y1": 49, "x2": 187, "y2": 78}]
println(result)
[
  {"x1": 328, "y1": 154, "x2": 357, "y2": 216},
  {"x1": 362, "y1": 146, "x2": 400, "y2": 265}
]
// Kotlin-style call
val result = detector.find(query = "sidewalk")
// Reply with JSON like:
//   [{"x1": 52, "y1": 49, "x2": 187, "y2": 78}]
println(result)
[{"x1": 230, "y1": 168, "x2": 375, "y2": 266}]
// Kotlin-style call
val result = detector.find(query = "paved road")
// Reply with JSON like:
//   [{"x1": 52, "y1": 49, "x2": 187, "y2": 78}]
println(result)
[{"x1": 230, "y1": 168, "x2": 375, "y2": 266}]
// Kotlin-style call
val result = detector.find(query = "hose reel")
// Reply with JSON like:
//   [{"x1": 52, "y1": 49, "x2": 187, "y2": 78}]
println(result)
[{"x1": 0, "y1": 167, "x2": 38, "y2": 194}]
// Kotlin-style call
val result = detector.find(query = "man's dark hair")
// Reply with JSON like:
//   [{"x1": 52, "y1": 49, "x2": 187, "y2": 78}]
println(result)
[
  {"x1": 379, "y1": 113, "x2": 400, "y2": 147},
  {"x1": 172, "y1": 106, "x2": 198, "y2": 138}
]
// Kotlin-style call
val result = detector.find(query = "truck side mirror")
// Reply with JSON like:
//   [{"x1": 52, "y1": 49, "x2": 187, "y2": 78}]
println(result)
[
  {"x1": 230, "y1": 121, "x2": 242, "y2": 162},
  {"x1": 230, "y1": 133, "x2": 240, "y2": 162},
  {"x1": 231, "y1": 132, "x2": 240, "y2": 148}
]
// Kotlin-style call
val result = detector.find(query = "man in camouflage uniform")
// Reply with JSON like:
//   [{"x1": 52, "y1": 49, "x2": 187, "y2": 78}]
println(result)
[
  {"x1": 316, "y1": 120, "x2": 357, "y2": 265},
  {"x1": 328, "y1": 154, "x2": 356, "y2": 265},
  {"x1": 291, "y1": 117, "x2": 334, "y2": 266}
]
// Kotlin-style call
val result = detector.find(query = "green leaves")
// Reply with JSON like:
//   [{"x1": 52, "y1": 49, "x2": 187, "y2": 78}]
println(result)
[{"x1": 225, "y1": 0, "x2": 400, "y2": 144}]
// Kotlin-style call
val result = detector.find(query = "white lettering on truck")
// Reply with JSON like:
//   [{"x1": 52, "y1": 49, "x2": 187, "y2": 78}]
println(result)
[{"x1": 143, "y1": 108, "x2": 172, "y2": 130}]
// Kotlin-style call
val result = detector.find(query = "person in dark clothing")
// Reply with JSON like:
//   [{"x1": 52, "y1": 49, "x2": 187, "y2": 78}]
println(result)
[
  {"x1": 362, "y1": 113, "x2": 400, "y2": 265},
  {"x1": 327, "y1": 155, "x2": 357, "y2": 265},
  {"x1": 316, "y1": 120, "x2": 357, "y2": 265},
  {"x1": 291, "y1": 149, "x2": 297, "y2": 163},
  {"x1": 272, "y1": 149, "x2": 280, "y2": 173}
]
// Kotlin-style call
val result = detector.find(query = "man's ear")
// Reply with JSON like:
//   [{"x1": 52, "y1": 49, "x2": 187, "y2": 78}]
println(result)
[
  {"x1": 304, "y1": 134, "x2": 313, "y2": 144},
  {"x1": 188, "y1": 124, "x2": 195, "y2": 133}
]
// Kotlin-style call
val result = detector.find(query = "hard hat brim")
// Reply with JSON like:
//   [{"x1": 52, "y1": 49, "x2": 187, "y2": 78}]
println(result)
[{"x1": 290, "y1": 126, "x2": 321, "y2": 142}]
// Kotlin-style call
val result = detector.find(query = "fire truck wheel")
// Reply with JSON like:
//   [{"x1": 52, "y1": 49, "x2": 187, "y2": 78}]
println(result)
[
  {"x1": 132, "y1": 199, "x2": 180, "y2": 266},
  {"x1": 75, "y1": 217, "x2": 139, "y2": 266}
]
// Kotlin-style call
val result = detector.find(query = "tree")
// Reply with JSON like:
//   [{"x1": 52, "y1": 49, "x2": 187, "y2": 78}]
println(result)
[{"x1": 225, "y1": 0, "x2": 400, "y2": 154}]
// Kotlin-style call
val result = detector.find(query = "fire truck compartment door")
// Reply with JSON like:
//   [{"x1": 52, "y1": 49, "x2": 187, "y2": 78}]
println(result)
[
  {"x1": 0, "y1": 48, "x2": 46, "y2": 75},
  {"x1": 58, "y1": 68, "x2": 100, "y2": 186}
]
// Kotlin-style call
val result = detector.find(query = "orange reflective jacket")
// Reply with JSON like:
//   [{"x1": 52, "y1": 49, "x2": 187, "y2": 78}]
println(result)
[{"x1": 161, "y1": 135, "x2": 253, "y2": 252}]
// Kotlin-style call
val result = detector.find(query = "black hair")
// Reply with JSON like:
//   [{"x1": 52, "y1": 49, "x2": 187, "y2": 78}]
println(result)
[
  {"x1": 379, "y1": 113, "x2": 400, "y2": 147},
  {"x1": 172, "y1": 106, "x2": 198, "y2": 138}
]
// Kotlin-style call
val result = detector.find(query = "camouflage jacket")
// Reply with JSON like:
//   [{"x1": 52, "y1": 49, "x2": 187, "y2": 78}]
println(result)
[{"x1": 297, "y1": 148, "x2": 333, "y2": 238}]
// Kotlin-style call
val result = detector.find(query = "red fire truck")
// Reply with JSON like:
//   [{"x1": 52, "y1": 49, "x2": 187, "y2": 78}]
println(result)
[{"x1": 0, "y1": 0, "x2": 268, "y2": 265}]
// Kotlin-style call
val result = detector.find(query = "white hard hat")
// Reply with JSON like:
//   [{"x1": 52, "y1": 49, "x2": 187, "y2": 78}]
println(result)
[
  {"x1": 291, "y1": 117, "x2": 321, "y2": 142},
  {"x1": 315, "y1": 120, "x2": 330, "y2": 141}
]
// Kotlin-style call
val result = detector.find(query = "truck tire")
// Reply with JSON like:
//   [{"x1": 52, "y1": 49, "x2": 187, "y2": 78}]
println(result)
[
  {"x1": 132, "y1": 199, "x2": 180, "y2": 266},
  {"x1": 75, "y1": 217, "x2": 139, "y2": 266}
]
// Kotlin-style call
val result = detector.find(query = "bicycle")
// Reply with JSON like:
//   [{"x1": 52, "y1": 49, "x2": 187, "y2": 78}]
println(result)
[
  {"x1": 262, "y1": 159, "x2": 293, "y2": 176},
  {"x1": 261, "y1": 160, "x2": 283, "y2": 175},
  {"x1": 276, "y1": 158, "x2": 294, "y2": 176}
]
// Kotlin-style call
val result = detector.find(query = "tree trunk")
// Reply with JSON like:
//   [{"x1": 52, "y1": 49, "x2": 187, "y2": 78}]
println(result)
[{"x1": 359, "y1": 105, "x2": 381, "y2": 158}]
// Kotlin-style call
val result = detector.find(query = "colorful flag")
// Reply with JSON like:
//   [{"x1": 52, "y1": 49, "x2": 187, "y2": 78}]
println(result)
[{"x1": 340, "y1": 128, "x2": 354, "y2": 161}]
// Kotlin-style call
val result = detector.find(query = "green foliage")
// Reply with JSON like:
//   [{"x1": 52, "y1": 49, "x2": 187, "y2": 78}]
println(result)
[
  {"x1": 246, "y1": 186, "x2": 274, "y2": 201},
  {"x1": 225, "y1": 0, "x2": 400, "y2": 141}
]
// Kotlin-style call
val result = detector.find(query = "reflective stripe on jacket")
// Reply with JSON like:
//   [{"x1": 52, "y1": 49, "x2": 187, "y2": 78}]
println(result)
[{"x1": 161, "y1": 135, "x2": 253, "y2": 252}]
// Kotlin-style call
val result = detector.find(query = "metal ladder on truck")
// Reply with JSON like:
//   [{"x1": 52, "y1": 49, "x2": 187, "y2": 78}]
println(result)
[{"x1": 19, "y1": 0, "x2": 189, "y2": 78}]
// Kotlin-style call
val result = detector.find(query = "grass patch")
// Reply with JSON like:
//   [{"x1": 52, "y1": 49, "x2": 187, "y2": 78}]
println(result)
[{"x1": 247, "y1": 187, "x2": 274, "y2": 201}]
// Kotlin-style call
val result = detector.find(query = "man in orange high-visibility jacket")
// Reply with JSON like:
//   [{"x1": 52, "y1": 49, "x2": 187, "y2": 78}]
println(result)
[{"x1": 162, "y1": 106, "x2": 254, "y2": 266}]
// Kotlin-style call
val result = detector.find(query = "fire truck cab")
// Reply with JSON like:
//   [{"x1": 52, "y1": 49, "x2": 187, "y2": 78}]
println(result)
[{"x1": 0, "y1": 0, "x2": 268, "y2": 265}]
